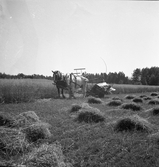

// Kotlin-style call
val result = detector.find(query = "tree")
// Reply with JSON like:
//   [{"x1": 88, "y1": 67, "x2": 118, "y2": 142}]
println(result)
[
  {"x1": 132, "y1": 68, "x2": 141, "y2": 84},
  {"x1": 141, "y1": 68, "x2": 149, "y2": 85}
]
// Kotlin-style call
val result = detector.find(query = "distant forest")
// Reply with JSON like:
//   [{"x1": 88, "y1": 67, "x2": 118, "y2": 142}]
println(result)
[{"x1": 0, "y1": 66, "x2": 159, "y2": 85}]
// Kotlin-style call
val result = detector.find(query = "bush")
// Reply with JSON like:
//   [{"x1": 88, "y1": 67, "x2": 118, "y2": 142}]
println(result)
[
  {"x1": 132, "y1": 98, "x2": 143, "y2": 103},
  {"x1": 114, "y1": 115, "x2": 153, "y2": 133},
  {"x1": 0, "y1": 112, "x2": 15, "y2": 128},
  {"x1": 23, "y1": 142, "x2": 71, "y2": 167},
  {"x1": 87, "y1": 96, "x2": 103, "y2": 104},
  {"x1": 121, "y1": 103, "x2": 142, "y2": 111},
  {"x1": 70, "y1": 104, "x2": 82, "y2": 113},
  {"x1": 22, "y1": 123, "x2": 51, "y2": 143},
  {"x1": 150, "y1": 92, "x2": 158, "y2": 96},
  {"x1": 75, "y1": 107, "x2": 105, "y2": 123},
  {"x1": 148, "y1": 99, "x2": 159, "y2": 105},
  {"x1": 0, "y1": 127, "x2": 29, "y2": 157},
  {"x1": 107, "y1": 100, "x2": 122, "y2": 106},
  {"x1": 124, "y1": 95, "x2": 136, "y2": 100}
]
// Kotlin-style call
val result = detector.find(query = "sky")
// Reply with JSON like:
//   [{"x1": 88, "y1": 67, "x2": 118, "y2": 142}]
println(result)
[{"x1": 0, "y1": 0, "x2": 159, "y2": 77}]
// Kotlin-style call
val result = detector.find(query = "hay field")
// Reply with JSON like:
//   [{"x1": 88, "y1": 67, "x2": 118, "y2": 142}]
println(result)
[
  {"x1": 1, "y1": 90, "x2": 159, "y2": 166},
  {"x1": 1, "y1": 79, "x2": 159, "y2": 103},
  {"x1": 0, "y1": 79, "x2": 57, "y2": 103},
  {"x1": 113, "y1": 84, "x2": 159, "y2": 94}
]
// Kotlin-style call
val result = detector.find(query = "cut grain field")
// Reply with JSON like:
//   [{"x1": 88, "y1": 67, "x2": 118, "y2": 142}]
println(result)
[{"x1": 1, "y1": 87, "x2": 159, "y2": 166}]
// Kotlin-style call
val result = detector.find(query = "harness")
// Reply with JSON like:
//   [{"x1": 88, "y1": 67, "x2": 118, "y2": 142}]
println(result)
[
  {"x1": 70, "y1": 73, "x2": 83, "y2": 88},
  {"x1": 53, "y1": 72, "x2": 68, "y2": 89},
  {"x1": 53, "y1": 71, "x2": 88, "y2": 90}
]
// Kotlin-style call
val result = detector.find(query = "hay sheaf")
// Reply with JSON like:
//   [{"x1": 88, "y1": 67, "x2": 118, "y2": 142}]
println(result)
[
  {"x1": 132, "y1": 98, "x2": 143, "y2": 103},
  {"x1": 70, "y1": 103, "x2": 82, "y2": 113},
  {"x1": 14, "y1": 111, "x2": 40, "y2": 128},
  {"x1": 140, "y1": 95, "x2": 148, "y2": 98},
  {"x1": 145, "y1": 107, "x2": 159, "y2": 116},
  {"x1": 150, "y1": 92, "x2": 158, "y2": 96},
  {"x1": 81, "y1": 103, "x2": 92, "y2": 109},
  {"x1": 22, "y1": 122, "x2": 51, "y2": 143},
  {"x1": 75, "y1": 107, "x2": 105, "y2": 123},
  {"x1": 24, "y1": 142, "x2": 72, "y2": 167},
  {"x1": 87, "y1": 96, "x2": 103, "y2": 104},
  {"x1": 121, "y1": 103, "x2": 142, "y2": 111},
  {"x1": 0, "y1": 112, "x2": 15, "y2": 128},
  {"x1": 124, "y1": 95, "x2": 136, "y2": 100},
  {"x1": 143, "y1": 97, "x2": 152, "y2": 100},
  {"x1": 148, "y1": 99, "x2": 159, "y2": 105},
  {"x1": 107, "y1": 100, "x2": 122, "y2": 106},
  {"x1": 114, "y1": 115, "x2": 153, "y2": 133},
  {"x1": 0, "y1": 127, "x2": 29, "y2": 157}
]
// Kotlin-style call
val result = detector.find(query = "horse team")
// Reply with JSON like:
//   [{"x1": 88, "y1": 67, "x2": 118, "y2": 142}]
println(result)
[{"x1": 52, "y1": 70, "x2": 89, "y2": 98}]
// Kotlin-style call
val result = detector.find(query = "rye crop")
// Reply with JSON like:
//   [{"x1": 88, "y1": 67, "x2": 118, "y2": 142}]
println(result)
[
  {"x1": 1, "y1": 79, "x2": 159, "y2": 103},
  {"x1": 0, "y1": 79, "x2": 57, "y2": 103}
]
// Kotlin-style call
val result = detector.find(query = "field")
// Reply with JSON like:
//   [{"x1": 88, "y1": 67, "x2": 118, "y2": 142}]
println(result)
[
  {"x1": 0, "y1": 79, "x2": 57, "y2": 103},
  {"x1": 1, "y1": 79, "x2": 159, "y2": 103},
  {"x1": 1, "y1": 79, "x2": 159, "y2": 166}
]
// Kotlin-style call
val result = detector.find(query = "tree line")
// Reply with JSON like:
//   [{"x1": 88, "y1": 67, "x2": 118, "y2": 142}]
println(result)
[
  {"x1": 132, "y1": 67, "x2": 159, "y2": 85},
  {"x1": 0, "y1": 66, "x2": 159, "y2": 85},
  {"x1": 0, "y1": 71, "x2": 130, "y2": 84},
  {"x1": 0, "y1": 73, "x2": 52, "y2": 80},
  {"x1": 85, "y1": 72, "x2": 130, "y2": 84}
]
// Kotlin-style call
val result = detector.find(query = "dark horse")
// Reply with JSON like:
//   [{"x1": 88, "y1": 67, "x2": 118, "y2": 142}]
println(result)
[{"x1": 52, "y1": 70, "x2": 68, "y2": 98}]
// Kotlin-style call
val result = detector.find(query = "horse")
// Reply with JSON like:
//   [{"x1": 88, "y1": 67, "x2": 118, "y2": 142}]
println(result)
[
  {"x1": 52, "y1": 70, "x2": 68, "y2": 98},
  {"x1": 52, "y1": 70, "x2": 89, "y2": 98},
  {"x1": 67, "y1": 73, "x2": 89, "y2": 98}
]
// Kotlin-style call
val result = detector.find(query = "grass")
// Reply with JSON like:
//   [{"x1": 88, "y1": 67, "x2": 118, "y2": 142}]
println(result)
[
  {"x1": 1, "y1": 79, "x2": 159, "y2": 103},
  {"x1": 1, "y1": 96, "x2": 159, "y2": 166},
  {"x1": 1, "y1": 79, "x2": 159, "y2": 166},
  {"x1": 113, "y1": 84, "x2": 159, "y2": 94},
  {"x1": 0, "y1": 79, "x2": 57, "y2": 103}
]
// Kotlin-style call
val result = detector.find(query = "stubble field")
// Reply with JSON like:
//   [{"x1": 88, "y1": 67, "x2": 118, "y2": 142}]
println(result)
[{"x1": 1, "y1": 79, "x2": 159, "y2": 166}]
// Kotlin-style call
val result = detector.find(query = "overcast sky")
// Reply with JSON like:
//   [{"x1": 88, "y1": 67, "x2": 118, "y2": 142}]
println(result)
[{"x1": 0, "y1": 0, "x2": 159, "y2": 77}]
